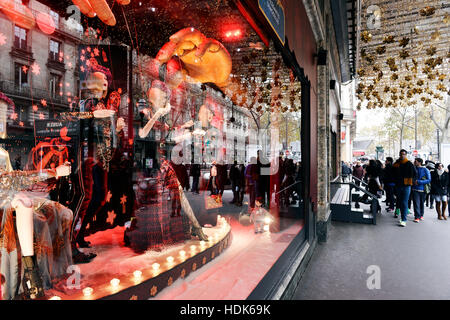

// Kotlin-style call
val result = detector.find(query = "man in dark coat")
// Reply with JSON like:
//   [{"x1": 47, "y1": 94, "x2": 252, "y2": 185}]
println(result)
[
  {"x1": 383, "y1": 157, "x2": 396, "y2": 212},
  {"x1": 393, "y1": 149, "x2": 416, "y2": 227}
]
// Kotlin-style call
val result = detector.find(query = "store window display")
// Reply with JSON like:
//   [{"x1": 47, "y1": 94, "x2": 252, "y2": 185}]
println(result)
[{"x1": 0, "y1": 0, "x2": 307, "y2": 300}]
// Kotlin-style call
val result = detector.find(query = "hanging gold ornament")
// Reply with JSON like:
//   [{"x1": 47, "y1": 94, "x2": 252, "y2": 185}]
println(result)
[
  {"x1": 376, "y1": 46, "x2": 386, "y2": 55},
  {"x1": 426, "y1": 46, "x2": 436, "y2": 56},
  {"x1": 419, "y1": 6, "x2": 435, "y2": 17},
  {"x1": 357, "y1": 68, "x2": 365, "y2": 77},
  {"x1": 444, "y1": 13, "x2": 450, "y2": 25},
  {"x1": 391, "y1": 73, "x2": 399, "y2": 81},
  {"x1": 438, "y1": 74, "x2": 446, "y2": 81},
  {"x1": 383, "y1": 35, "x2": 395, "y2": 44},
  {"x1": 437, "y1": 83, "x2": 447, "y2": 92},
  {"x1": 431, "y1": 30, "x2": 440, "y2": 41},
  {"x1": 399, "y1": 49, "x2": 409, "y2": 59},
  {"x1": 399, "y1": 37, "x2": 410, "y2": 48},
  {"x1": 365, "y1": 54, "x2": 374, "y2": 64},
  {"x1": 361, "y1": 31, "x2": 372, "y2": 43}
]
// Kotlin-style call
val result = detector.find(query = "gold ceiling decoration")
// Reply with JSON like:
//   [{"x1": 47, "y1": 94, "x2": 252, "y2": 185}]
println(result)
[
  {"x1": 419, "y1": 6, "x2": 436, "y2": 17},
  {"x1": 357, "y1": 0, "x2": 449, "y2": 110}
]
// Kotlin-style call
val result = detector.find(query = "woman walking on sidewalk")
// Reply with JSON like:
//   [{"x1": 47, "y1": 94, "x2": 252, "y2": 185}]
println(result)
[{"x1": 430, "y1": 163, "x2": 449, "y2": 220}]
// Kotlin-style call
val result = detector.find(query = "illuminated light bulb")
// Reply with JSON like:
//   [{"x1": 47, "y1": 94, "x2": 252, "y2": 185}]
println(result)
[
  {"x1": 166, "y1": 256, "x2": 174, "y2": 264},
  {"x1": 83, "y1": 287, "x2": 93, "y2": 297},
  {"x1": 200, "y1": 241, "x2": 206, "y2": 247},
  {"x1": 49, "y1": 296, "x2": 61, "y2": 300},
  {"x1": 133, "y1": 270, "x2": 142, "y2": 279},
  {"x1": 191, "y1": 27, "x2": 195, "y2": 32},
  {"x1": 110, "y1": 278, "x2": 120, "y2": 288},
  {"x1": 237, "y1": 48, "x2": 241, "y2": 52},
  {"x1": 264, "y1": 217, "x2": 271, "y2": 224},
  {"x1": 151, "y1": 7, "x2": 156, "y2": 12},
  {"x1": 190, "y1": 245, "x2": 196, "y2": 251},
  {"x1": 179, "y1": 250, "x2": 186, "y2": 257},
  {"x1": 263, "y1": 225, "x2": 270, "y2": 232},
  {"x1": 234, "y1": 30, "x2": 241, "y2": 36},
  {"x1": 152, "y1": 263, "x2": 160, "y2": 271},
  {"x1": 225, "y1": 32, "x2": 232, "y2": 37}
]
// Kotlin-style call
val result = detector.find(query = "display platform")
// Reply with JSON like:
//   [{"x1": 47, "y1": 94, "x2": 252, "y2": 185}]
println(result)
[{"x1": 45, "y1": 217, "x2": 231, "y2": 300}]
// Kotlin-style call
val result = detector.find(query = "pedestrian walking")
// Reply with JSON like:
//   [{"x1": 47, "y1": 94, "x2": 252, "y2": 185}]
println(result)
[
  {"x1": 189, "y1": 162, "x2": 200, "y2": 194},
  {"x1": 342, "y1": 161, "x2": 352, "y2": 182},
  {"x1": 412, "y1": 158, "x2": 431, "y2": 222},
  {"x1": 352, "y1": 161, "x2": 364, "y2": 186},
  {"x1": 430, "y1": 163, "x2": 449, "y2": 220},
  {"x1": 237, "y1": 164, "x2": 246, "y2": 207},
  {"x1": 245, "y1": 158, "x2": 258, "y2": 210},
  {"x1": 393, "y1": 149, "x2": 416, "y2": 227},
  {"x1": 425, "y1": 161, "x2": 435, "y2": 208},
  {"x1": 229, "y1": 161, "x2": 240, "y2": 204},
  {"x1": 383, "y1": 157, "x2": 396, "y2": 212}
]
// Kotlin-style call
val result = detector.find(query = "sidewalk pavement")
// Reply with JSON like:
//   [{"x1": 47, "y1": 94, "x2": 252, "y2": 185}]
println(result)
[{"x1": 292, "y1": 200, "x2": 450, "y2": 300}]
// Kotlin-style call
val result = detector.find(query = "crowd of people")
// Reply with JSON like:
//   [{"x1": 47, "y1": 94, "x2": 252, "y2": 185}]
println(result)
[
  {"x1": 171, "y1": 152, "x2": 303, "y2": 212},
  {"x1": 342, "y1": 150, "x2": 450, "y2": 227}
]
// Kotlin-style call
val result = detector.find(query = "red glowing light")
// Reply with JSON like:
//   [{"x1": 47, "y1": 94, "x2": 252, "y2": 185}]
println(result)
[{"x1": 223, "y1": 26, "x2": 243, "y2": 41}]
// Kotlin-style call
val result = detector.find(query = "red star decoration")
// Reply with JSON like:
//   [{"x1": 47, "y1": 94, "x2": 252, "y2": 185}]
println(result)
[
  {"x1": 19, "y1": 121, "x2": 24, "y2": 127},
  {"x1": 80, "y1": 55, "x2": 85, "y2": 62},
  {"x1": 120, "y1": 194, "x2": 127, "y2": 213},
  {"x1": 80, "y1": 66, "x2": 85, "y2": 72},
  {"x1": 22, "y1": 65, "x2": 28, "y2": 73},
  {"x1": 39, "y1": 113, "x2": 45, "y2": 120},
  {"x1": 10, "y1": 113, "x2": 18, "y2": 120},
  {"x1": 106, "y1": 190, "x2": 112, "y2": 203},
  {"x1": 32, "y1": 104, "x2": 38, "y2": 112},
  {"x1": 107, "y1": 210, "x2": 116, "y2": 225},
  {"x1": 93, "y1": 48, "x2": 100, "y2": 56},
  {"x1": 41, "y1": 99, "x2": 47, "y2": 106},
  {"x1": 31, "y1": 62, "x2": 40, "y2": 75}
]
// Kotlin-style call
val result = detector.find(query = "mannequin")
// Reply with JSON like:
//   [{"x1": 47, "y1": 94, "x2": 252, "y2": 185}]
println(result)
[
  {"x1": 0, "y1": 147, "x2": 71, "y2": 299},
  {"x1": 137, "y1": 80, "x2": 207, "y2": 241}
]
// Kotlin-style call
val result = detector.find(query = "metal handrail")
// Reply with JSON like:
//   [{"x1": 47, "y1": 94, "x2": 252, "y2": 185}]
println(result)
[
  {"x1": 351, "y1": 175, "x2": 368, "y2": 187},
  {"x1": 331, "y1": 178, "x2": 378, "y2": 200},
  {"x1": 275, "y1": 180, "x2": 301, "y2": 195}
]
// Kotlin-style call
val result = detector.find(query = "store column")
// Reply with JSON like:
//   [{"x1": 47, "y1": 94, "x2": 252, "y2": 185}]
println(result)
[{"x1": 316, "y1": 56, "x2": 331, "y2": 243}]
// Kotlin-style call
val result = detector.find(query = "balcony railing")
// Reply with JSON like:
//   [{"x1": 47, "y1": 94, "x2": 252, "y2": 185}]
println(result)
[
  {"x1": 0, "y1": 80, "x2": 69, "y2": 106},
  {"x1": 49, "y1": 52, "x2": 65, "y2": 64},
  {"x1": 12, "y1": 39, "x2": 32, "y2": 53}
]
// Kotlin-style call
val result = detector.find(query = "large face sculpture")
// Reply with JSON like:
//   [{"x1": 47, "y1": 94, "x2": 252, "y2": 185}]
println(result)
[{"x1": 156, "y1": 28, "x2": 232, "y2": 88}]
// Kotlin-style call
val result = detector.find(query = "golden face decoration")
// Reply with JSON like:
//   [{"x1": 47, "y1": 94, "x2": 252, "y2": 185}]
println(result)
[{"x1": 156, "y1": 28, "x2": 232, "y2": 88}]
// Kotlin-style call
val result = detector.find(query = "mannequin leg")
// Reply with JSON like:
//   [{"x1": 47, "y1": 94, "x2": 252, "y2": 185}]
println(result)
[
  {"x1": 12, "y1": 194, "x2": 34, "y2": 257},
  {"x1": 11, "y1": 194, "x2": 44, "y2": 299}
]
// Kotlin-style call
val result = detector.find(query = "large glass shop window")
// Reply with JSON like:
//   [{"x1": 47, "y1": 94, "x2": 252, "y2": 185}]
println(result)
[{"x1": 0, "y1": 0, "x2": 303, "y2": 300}]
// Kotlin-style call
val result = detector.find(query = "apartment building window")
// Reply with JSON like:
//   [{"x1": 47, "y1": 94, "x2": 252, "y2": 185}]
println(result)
[
  {"x1": 49, "y1": 73, "x2": 62, "y2": 98},
  {"x1": 14, "y1": 62, "x2": 29, "y2": 87},
  {"x1": 14, "y1": 25, "x2": 28, "y2": 49},
  {"x1": 49, "y1": 39, "x2": 61, "y2": 61},
  {"x1": 50, "y1": 10, "x2": 60, "y2": 28}
]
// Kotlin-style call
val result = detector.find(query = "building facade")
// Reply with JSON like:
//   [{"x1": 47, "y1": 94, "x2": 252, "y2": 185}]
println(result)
[{"x1": 0, "y1": 0, "x2": 82, "y2": 163}]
